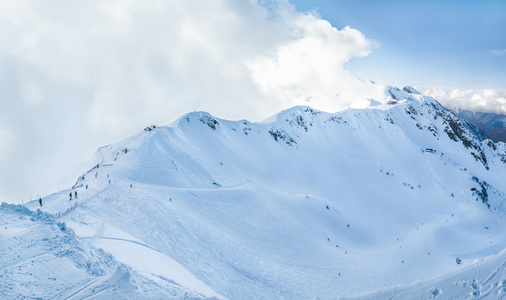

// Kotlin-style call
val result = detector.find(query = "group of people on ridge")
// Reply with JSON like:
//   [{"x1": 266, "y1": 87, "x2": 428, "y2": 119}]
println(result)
[{"x1": 38, "y1": 190, "x2": 78, "y2": 207}]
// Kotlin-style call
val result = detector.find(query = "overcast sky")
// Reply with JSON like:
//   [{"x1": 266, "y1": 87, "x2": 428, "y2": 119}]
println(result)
[{"x1": 1, "y1": 0, "x2": 505, "y2": 204}]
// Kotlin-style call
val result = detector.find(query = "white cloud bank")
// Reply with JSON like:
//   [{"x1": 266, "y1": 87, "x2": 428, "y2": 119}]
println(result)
[
  {"x1": 0, "y1": 0, "x2": 385, "y2": 203},
  {"x1": 417, "y1": 87, "x2": 506, "y2": 115},
  {"x1": 248, "y1": 14, "x2": 384, "y2": 111}
]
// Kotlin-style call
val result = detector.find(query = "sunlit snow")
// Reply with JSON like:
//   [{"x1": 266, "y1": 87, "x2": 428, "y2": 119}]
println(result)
[{"x1": 2, "y1": 87, "x2": 506, "y2": 299}]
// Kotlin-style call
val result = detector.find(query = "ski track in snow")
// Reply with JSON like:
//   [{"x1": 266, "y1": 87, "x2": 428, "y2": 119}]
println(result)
[{"x1": 84, "y1": 236, "x2": 160, "y2": 254}]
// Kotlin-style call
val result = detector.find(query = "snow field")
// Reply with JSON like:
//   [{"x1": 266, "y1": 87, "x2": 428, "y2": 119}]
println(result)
[
  {"x1": 10, "y1": 87, "x2": 506, "y2": 298},
  {"x1": 0, "y1": 203, "x2": 213, "y2": 299}
]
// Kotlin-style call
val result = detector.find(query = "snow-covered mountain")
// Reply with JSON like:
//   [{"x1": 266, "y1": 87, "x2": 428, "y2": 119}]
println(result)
[{"x1": 3, "y1": 86, "x2": 506, "y2": 299}]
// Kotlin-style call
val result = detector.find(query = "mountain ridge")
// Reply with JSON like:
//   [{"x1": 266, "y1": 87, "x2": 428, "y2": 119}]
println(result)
[{"x1": 5, "y1": 86, "x2": 506, "y2": 299}]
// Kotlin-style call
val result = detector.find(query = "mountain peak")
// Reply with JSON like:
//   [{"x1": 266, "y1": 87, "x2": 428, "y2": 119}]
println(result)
[
  {"x1": 174, "y1": 110, "x2": 221, "y2": 131},
  {"x1": 402, "y1": 85, "x2": 421, "y2": 95},
  {"x1": 262, "y1": 105, "x2": 323, "y2": 124}
]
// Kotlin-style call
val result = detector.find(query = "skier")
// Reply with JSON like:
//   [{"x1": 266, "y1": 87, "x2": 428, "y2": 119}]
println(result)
[
  {"x1": 69, "y1": 192, "x2": 72, "y2": 201},
  {"x1": 39, "y1": 198, "x2": 42, "y2": 207},
  {"x1": 75, "y1": 191, "x2": 78, "y2": 199}
]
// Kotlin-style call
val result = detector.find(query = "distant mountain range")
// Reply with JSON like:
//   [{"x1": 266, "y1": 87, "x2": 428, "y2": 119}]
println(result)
[{"x1": 454, "y1": 110, "x2": 506, "y2": 143}]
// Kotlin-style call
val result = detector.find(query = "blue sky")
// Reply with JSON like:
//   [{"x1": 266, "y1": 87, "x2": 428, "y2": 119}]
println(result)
[{"x1": 290, "y1": 0, "x2": 506, "y2": 89}]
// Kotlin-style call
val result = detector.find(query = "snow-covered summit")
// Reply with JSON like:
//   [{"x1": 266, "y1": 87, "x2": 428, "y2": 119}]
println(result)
[
  {"x1": 403, "y1": 85, "x2": 422, "y2": 95},
  {"x1": 4, "y1": 87, "x2": 506, "y2": 299}
]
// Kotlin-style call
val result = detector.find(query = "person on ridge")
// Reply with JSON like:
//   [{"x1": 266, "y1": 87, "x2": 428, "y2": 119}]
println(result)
[
  {"x1": 39, "y1": 198, "x2": 42, "y2": 207},
  {"x1": 69, "y1": 192, "x2": 72, "y2": 201},
  {"x1": 75, "y1": 191, "x2": 77, "y2": 199}
]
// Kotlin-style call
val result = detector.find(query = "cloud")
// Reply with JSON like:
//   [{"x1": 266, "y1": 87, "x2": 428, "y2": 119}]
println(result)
[
  {"x1": 417, "y1": 87, "x2": 506, "y2": 115},
  {"x1": 488, "y1": 49, "x2": 506, "y2": 55},
  {"x1": 248, "y1": 14, "x2": 385, "y2": 112},
  {"x1": 0, "y1": 0, "x2": 383, "y2": 204}
]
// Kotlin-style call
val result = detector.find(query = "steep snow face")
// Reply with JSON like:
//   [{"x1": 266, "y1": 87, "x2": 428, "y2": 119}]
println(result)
[{"x1": 16, "y1": 87, "x2": 506, "y2": 299}]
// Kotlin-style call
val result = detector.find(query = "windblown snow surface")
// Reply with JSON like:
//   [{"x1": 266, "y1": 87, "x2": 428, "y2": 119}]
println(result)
[{"x1": 3, "y1": 86, "x2": 506, "y2": 299}]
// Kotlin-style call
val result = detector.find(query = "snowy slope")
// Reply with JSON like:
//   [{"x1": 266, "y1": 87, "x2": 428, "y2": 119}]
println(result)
[
  {"x1": 346, "y1": 247, "x2": 506, "y2": 299},
  {"x1": 0, "y1": 203, "x2": 213, "y2": 299},
  {"x1": 6, "y1": 86, "x2": 506, "y2": 299}
]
